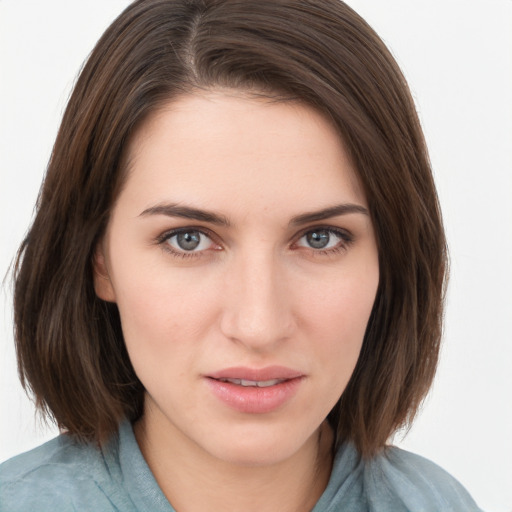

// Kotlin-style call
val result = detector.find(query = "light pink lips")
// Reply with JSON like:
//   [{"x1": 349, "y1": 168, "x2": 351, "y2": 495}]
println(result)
[{"x1": 205, "y1": 366, "x2": 304, "y2": 414}]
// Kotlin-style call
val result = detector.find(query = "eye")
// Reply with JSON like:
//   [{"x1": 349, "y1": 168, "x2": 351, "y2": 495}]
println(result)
[
  {"x1": 162, "y1": 229, "x2": 217, "y2": 254},
  {"x1": 295, "y1": 228, "x2": 351, "y2": 251}
]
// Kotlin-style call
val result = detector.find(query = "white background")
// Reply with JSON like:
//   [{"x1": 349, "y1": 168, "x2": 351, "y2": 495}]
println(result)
[{"x1": 1, "y1": 1, "x2": 511, "y2": 511}]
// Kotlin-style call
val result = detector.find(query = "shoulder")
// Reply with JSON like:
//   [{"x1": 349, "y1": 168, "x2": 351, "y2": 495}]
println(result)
[
  {"x1": 318, "y1": 442, "x2": 483, "y2": 511},
  {"x1": 0, "y1": 433, "x2": 125, "y2": 512},
  {"x1": 363, "y1": 445, "x2": 484, "y2": 512}
]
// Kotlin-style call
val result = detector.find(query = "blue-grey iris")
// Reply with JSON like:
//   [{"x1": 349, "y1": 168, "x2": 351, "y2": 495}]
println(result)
[
  {"x1": 307, "y1": 230, "x2": 330, "y2": 249},
  {"x1": 177, "y1": 231, "x2": 201, "y2": 250}
]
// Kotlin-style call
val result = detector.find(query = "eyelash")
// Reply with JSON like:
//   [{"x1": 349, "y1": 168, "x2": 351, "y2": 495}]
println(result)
[
  {"x1": 293, "y1": 226, "x2": 354, "y2": 257},
  {"x1": 155, "y1": 227, "x2": 220, "y2": 259},
  {"x1": 155, "y1": 226, "x2": 354, "y2": 259}
]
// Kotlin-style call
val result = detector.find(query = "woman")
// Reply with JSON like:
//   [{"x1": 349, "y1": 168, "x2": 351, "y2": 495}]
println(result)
[{"x1": 0, "y1": 0, "x2": 483, "y2": 510}]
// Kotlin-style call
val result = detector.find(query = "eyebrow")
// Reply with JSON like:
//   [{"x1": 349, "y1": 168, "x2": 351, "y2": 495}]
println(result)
[
  {"x1": 139, "y1": 202, "x2": 368, "y2": 227},
  {"x1": 139, "y1": 203, "x2": 231, "y2": 226},
  {"x1": 289, "y1": 203, "x2": 369, "y2": 226}
]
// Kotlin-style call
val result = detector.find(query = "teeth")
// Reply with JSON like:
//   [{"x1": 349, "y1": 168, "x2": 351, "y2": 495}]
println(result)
[
  {"x1": 219, "y1": 378, "x2": 283, "y2": 387},
  {"x1": 220, "y1": 378, "x2": 242, "y2": 385}
]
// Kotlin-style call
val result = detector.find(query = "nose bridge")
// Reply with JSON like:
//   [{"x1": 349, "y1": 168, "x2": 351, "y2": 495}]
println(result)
[{"x1": 220, "y1": 248, "x2": 293, "y2": 349}]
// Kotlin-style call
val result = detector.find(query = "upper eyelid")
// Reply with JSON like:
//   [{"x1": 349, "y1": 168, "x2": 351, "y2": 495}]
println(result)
[
  {"x1": 155, "y1": 225, "x2": 353, "y2": 250},
  {"x1": 157, "y1": 224, "x2": 351, "y2": 236},
  {"x1": 156, "y1": 226, "x2": 217, "y2": 243},
  {"x1": 292, "y1": 225, "x2": 353, "y2": 242},
  {"x1": 156, "y1": 228, "x2": 219, "y2": 258}
]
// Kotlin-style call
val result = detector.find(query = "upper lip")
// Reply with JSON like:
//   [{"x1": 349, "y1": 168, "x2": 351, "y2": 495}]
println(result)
[{"x1": 206, "y1": 366, "x2": 304, "y2": 381}]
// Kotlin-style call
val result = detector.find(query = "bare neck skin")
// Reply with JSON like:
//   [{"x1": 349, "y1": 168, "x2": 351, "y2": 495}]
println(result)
[{"x1": 134, "y1": 409, "x2": 334, "y2": 512}]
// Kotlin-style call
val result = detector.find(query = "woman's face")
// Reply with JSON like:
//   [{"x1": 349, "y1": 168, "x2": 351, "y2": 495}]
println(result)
[{"x1": 95, "y1": 91, "x2": 379, "y2": 466}]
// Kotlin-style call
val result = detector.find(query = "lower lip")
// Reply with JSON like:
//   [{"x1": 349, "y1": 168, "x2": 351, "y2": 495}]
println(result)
[{"x1": 205, "y1": 377, "x2": 303, "y2": 414}]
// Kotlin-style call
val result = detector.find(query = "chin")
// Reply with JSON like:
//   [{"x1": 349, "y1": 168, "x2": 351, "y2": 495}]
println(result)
[{"x1": 202, "y1": 422, "x2": 320, "y2": 468}]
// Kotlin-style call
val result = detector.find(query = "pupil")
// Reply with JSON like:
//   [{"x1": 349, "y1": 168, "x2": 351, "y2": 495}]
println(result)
[
  {"x1": 177, "y1": 232, "x2": 201, "y2": 251},
  {"x1": 307, "y1": 230, "x2": 329, "y2": 249}
]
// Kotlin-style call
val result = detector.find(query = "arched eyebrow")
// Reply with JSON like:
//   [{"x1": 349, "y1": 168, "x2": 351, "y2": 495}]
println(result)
[
  {"x1": 139, "y1": 202, "x2": 368, "y2": 227},
  {"x1": 139, "y1": 203, "x2": 231, "y2": 226},
  {"x1": 289, "y1": 203, "x2": 369, "y2": 226}
]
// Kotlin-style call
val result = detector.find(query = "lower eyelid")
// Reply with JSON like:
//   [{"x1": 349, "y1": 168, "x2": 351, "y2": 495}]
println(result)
[
  {"x1": 155, "y1": 227, "x2": 353, "y2": 258},
  {"x1": 294, "y1": 228, "x2": 353, "y2": 248},
  {"x1": 155, "y1": 228, "x2": 224, "y2": 260}
]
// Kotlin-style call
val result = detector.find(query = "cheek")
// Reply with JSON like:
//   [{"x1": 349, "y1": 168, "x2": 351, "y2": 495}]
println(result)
[
  {"x1": 109, "y1": 257, "x2": 220, "y2": 369},
  {"x1": 300, "y1": 268, "x2": 378, "y2": 368},
  {"x1": 305, "y1": 264, "x2": 377, "y2": 326}
]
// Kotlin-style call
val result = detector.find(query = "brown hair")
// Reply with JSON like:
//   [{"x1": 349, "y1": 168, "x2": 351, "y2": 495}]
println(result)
[{"x1": 14, "y1": 0, "x2": 447, "y2": 458}]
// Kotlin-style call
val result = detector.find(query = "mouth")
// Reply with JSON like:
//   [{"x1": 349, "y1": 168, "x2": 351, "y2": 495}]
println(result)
[
  {"x1": 214, "y1": 378, "x2": 287, "y2": 388},
  {"x1": 207, "y1": 365, "x2": 303, "y2": 382},
  {"x1": 205, "y1": 366, "x2": 304, "y2": 414}
]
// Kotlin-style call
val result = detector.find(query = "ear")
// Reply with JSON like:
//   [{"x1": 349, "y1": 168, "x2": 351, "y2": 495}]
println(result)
[{"x1": 93, "y1": 243, "x2": 116, "y2": 302}]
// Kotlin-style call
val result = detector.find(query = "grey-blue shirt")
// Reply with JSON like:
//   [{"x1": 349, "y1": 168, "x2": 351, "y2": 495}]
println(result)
[{"x1": 0, "y1": 421, "x2": 483, "y2": 511}]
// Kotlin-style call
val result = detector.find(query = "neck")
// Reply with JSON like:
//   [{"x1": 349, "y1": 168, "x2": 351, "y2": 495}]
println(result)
[{"x1": 134, "y1": 415, "x2": 334, "y2": 512}]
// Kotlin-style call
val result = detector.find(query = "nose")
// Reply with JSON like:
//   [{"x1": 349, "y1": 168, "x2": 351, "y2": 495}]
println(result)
[{"x1": 219, "y1": 251, "x2": 295, "y2": 351}]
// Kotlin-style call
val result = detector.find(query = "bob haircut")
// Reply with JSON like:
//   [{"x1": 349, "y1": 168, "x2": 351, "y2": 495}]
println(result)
[{"x1": 14, "y1": 0, "x2": 447, "y2": 458}]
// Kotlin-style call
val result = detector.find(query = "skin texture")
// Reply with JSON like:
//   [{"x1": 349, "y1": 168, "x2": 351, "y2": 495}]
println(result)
[{"x1": 94, "y1": 91, "x2": 379, "y2": 512}]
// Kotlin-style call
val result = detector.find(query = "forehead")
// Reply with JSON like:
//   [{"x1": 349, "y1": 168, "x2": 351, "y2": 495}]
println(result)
[{"x1": 120, "y1": 91, "x2": 366, "y2": 218}]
